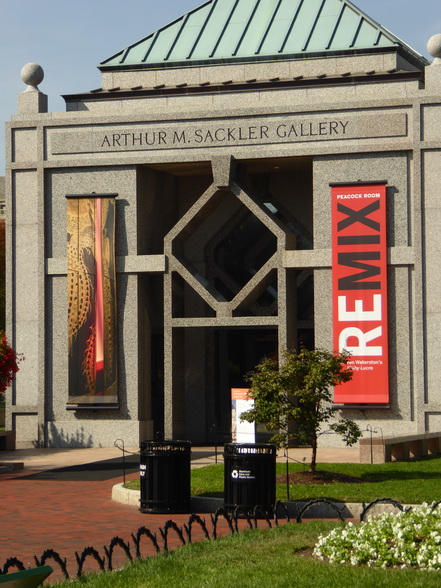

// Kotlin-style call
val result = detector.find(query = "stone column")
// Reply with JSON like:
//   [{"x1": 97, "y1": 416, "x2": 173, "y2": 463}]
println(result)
[{"x1": 6, "y1": 64, "x2": 47, "y2": 446}]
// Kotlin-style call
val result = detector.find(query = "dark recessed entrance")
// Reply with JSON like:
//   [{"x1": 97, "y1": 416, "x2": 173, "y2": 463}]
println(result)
[
  {"x1": 213, "y1": 328, "x2": 278, "y2": 444},
  {"x1": 141, "y1": 155, "x2": 314, "y2": 444}
]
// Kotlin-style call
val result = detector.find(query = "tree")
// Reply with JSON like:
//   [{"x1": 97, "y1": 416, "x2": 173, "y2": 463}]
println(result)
[
  {"x1": 0, "y1": 332, "x2": 22, "y2": 400},
  {"x1": 240, "y1": 347, "x2": 361, "y2": 472}
]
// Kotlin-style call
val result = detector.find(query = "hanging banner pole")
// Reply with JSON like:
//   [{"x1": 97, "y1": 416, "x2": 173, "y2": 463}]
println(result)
[{"x1": 331, "y1": 182, "x2": 389, "y2": 405}]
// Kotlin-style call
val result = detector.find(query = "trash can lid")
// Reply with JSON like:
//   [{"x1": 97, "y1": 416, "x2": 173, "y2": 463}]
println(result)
[
  {"x1": 224, "y1": 443, "x2": 277, "y2": 455},
  {"x1": 140, "y1": 440, "x2": 191, "y2": 452}
]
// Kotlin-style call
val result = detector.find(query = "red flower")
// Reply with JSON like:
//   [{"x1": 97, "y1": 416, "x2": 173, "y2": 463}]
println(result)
[{"x1": 0, "y1": 333, "x2": 23, "y2": 395}]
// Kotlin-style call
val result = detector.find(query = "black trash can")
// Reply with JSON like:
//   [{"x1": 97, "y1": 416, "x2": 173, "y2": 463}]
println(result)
[
  {"x1": 140, "y1": 440, "x2": 191, "y2": 514},
  {"x1": 223, "y1": 443, "x2": 276, "y2": 513}
]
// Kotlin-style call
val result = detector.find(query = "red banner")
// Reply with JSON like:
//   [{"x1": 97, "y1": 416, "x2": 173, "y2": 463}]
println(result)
[{"x1": 331, "y1": 183, "x2": 389, "y2": 404}]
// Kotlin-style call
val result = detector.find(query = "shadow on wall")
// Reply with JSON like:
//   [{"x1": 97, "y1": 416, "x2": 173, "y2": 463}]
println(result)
[{"x1": 45, "y1": 424, "x2": 94, "y2": 448}]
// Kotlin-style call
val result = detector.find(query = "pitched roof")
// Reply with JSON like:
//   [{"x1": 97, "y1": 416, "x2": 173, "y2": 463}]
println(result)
[{"x1": 100, "y1": 0, "x2": 427, "y2": 70}]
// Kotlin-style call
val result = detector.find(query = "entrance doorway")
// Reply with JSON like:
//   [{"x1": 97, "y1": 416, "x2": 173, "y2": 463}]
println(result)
[
  {"x1": 141, "y1": 156, "x2": 314, "y2": 444},
  {"x1": 214, "y1": 328, "x2": 278, "y2": 443}
]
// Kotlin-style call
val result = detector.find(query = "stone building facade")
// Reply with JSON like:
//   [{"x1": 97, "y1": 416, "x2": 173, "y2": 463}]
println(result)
[{"x1": 5, "y1": 0, "x2": 441, "y2": 448}]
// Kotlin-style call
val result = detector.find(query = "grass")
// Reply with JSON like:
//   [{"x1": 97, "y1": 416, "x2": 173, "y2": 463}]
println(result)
[
  {"x1": 50, "y1": 522, "x2": 441, "y2": 587},
  {"x1": 125, "y1": 456, "x2": 441, "y2": 504}
]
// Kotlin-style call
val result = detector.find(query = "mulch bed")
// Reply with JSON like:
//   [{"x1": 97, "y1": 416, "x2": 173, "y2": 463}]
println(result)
[{"x1": 276, "y1": 470, "x2": 364, "y2": 485}]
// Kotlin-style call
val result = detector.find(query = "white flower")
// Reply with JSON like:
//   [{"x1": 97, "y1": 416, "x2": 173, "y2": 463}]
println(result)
[{"x1": 313, "y1": 505, "x2": 441, "y2": 570}]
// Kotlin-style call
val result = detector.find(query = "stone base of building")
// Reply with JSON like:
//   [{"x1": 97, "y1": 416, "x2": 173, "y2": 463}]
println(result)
[{"x1": 44, "y1": 420, "x2": 154, "y2": 449}]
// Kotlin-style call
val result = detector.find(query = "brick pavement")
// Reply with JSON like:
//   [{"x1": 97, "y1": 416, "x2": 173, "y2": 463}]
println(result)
[
  {"x1": 0, "y1": 446, "x2": 359, "y2": 582},
  {"x1": 0, "y1": 466, "x2": 257, "y2": 583}
]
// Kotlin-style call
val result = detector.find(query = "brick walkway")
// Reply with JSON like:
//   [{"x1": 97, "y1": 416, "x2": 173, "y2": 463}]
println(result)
[
  {"x1": 0, "y1": 446, "x2": 359, "y2": 583},
  {"x1": 0, "y1": 467, "x2": 255, "y2": 583}
]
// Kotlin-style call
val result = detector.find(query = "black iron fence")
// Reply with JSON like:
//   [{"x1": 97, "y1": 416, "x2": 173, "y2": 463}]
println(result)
[{"x1": 0, "y1": 498, "x2": 420, "y2": 582}]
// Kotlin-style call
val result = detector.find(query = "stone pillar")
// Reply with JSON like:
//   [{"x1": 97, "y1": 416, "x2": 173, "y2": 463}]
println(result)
[
  {"x1": 425, "y1": 35, "x2": 441, "y2": 91},
  {"x1": 6, "y1": 64, "x2": 47, "y2": 446},
  {"x1": 17, "y1": 63, "x2": 48, "y2": 115}
]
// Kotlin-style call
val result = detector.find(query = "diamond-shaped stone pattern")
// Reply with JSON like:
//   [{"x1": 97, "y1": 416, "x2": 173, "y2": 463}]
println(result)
[{"x1": 171, "y1": 189, "x2": 277, "y2": 304}]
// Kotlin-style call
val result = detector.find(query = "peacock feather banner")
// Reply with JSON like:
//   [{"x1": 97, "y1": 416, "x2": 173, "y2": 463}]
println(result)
[{"x1": 66, "y1": 195, "x2": 117, "y2": 405}]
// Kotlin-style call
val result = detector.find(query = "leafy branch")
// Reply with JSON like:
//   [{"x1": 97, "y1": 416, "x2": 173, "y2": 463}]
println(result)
[{"x1": 240, "y1": 347, "x2": 361, "y2": 472}]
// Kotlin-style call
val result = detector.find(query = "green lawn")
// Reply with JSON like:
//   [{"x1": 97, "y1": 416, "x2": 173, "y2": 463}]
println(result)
[
  {"x1": 50, "y1": 522, "x2": 441, "y2": 587},
  {"x1": 51, "y1": 458, "x2": 441, "y2": 586},
  {"x1": 126, "y1": 457, "x2": 441, "y2": 504}
]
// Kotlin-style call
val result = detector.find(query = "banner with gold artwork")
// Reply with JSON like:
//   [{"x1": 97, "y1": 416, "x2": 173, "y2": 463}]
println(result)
[{"x1": 67, "y1": 194, "x2": 117, "y2": 405}]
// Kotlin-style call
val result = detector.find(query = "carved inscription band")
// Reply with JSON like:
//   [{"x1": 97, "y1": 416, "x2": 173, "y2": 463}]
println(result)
[{"x1": 50, "y1": 112, "x2": 407, "y2": 156}]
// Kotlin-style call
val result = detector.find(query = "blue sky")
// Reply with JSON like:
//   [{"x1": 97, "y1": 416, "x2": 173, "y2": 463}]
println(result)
[{"x1": 1, "y1": 0, "x2": 440, "y2": 175}]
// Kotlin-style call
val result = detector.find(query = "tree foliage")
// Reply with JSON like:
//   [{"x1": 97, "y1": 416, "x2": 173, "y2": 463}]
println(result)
[
  {"x1": 0, "y1": 332, "x2": 22, "y2": 398},
  {"x1": 240, "y1": 347, "x2": 361, "y2": 471}
]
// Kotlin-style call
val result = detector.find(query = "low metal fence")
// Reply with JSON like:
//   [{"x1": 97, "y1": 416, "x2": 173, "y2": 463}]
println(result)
[{"x1": 0, "y1": 497, "x2": 414, "y2": 582}]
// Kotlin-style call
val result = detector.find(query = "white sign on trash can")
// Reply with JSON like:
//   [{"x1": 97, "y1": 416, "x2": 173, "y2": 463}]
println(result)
[{"x1": 231, "y1": 388, "x2": 255, "y2": 443}]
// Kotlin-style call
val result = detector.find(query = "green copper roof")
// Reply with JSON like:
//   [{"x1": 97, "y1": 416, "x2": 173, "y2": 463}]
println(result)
[{"x1": 100, "y1": 0, "x2": 426, "y2": 70}]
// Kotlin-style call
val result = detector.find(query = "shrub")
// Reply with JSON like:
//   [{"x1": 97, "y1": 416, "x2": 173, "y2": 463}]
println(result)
[
  {"x1": 0, "y1": 332, "x2": 22, "y2": 397},
  {"x1": 240, "y1": 347, "x2": 361, "y2": 471},
  {"x1": 314, "y1": 503, "x2": 441, "y2": 570}
]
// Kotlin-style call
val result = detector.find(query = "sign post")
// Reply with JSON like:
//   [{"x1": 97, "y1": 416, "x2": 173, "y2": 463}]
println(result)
[{"x1": 231, "y1": 388, "x2": 255, "y2": 443}]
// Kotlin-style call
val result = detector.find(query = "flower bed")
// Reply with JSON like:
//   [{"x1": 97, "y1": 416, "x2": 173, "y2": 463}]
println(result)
[{"x1": 314, "y1": 502, "x2": 441, "y2": 570}]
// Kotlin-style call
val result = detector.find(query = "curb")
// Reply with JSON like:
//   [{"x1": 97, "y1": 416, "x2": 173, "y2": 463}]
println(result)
[
  {"x1": 112, "y1": 483, "x2": 140, "y2": 507},
  {"x1": 111, "y1": 483, "x2": 412, "y2": 519},
  {"x1": 0, "y1": 462, "x2": 24, "y2": 474},
  {"x1": 111, "y1": 483, "x2": 224, "y2": 513}
]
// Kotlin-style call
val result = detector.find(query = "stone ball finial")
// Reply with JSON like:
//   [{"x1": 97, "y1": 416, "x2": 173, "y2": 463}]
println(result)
[
  {"x1": 21, "y1": 63, "x2": 44, "y2": 90},
  {"x1": 428, "y1": 34, "x2": 441, "y2": 64}
]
